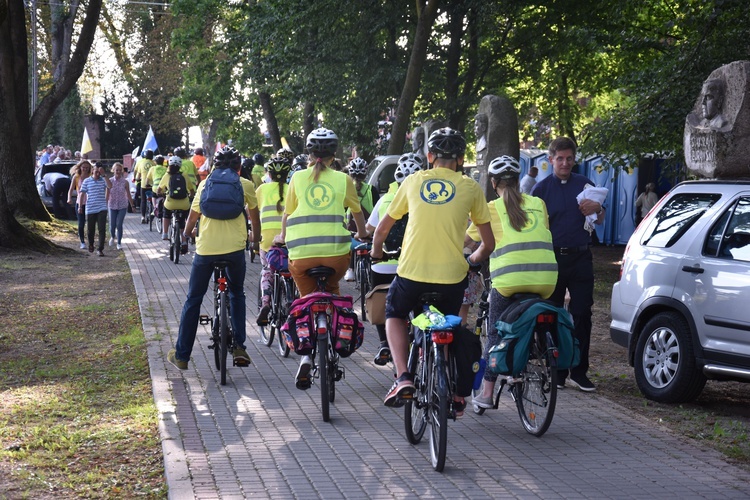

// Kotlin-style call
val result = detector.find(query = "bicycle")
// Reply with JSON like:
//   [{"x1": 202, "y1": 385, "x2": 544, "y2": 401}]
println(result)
[
  {"x1": 403, "y1": 292, "x2": 461, "y2": 472},
  {"x1": 168, "y1": 210, "x2": 185, "y2": 264},
  {"x1": 153, "y1": 196, "x2": 164, "y2": 234},
  {"x1": 303, "y1": 266, "x2": 345, "y2": 423},
  {"x1": 258, "y1": 248, "x2": 297, "y2": 357},
  {"x1": 146, "y1": 196, "x2": 155, "y2": 232},
  {"x1": 472, "y1": 295, "x2": 559, "y2": 437},
  {"x1": 199, "y1": 261, "x2": 244, "y2": 386},
  {"x1": 353, "y1": 241, "x2": 372, "y2": 321}
]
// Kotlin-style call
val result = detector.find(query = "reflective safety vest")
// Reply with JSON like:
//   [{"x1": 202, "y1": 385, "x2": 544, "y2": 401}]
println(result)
[
  {"x1": 180, "y1": 159, "x2": 199, "y2": 187},
  {"x1": 257, "y1": 182, "x2": 287, "y2": 231},
  {"x1": 387, "y1": 181, "x2": 398, "y2": 195},
  {"x1": 359, "y1": 183, "x2": 374, "y2": 214},
  {"x1": 489, "y1": 195, "x2": 558, "y2": 298},
  {"x1": 150, "y1": 165, "x2": 167, "y2": 191},
  {"x1": 286, "y1": 168, "x2": 351, "y2": 260}
]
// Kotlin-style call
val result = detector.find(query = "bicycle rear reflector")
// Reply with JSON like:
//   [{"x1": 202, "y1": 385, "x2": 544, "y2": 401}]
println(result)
[{"x1": 431, "y1": 330, "x2": 454, "y2": 344}]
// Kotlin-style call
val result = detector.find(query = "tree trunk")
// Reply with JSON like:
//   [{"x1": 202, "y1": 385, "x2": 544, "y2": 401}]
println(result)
[
  {"x1": 303, "y1": 102, "x2": 315, "y2": 142},
  {"x1": 444, "y1": 1, "x2": 465, "y2": 128},
  {"x1": 0, "y1": 0, "x2": 102, "y2": 249},
  {"x1": 387, "y1": 0, "x2": 441, "y2": 155},
  {"x1": 259, "y1": 91, "x2": 282, "y2": 152}
]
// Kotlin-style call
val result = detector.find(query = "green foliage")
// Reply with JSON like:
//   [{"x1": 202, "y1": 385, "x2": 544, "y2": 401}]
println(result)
[{"x1": 39, "y1": 86, "x2": 86, "y2": 153}]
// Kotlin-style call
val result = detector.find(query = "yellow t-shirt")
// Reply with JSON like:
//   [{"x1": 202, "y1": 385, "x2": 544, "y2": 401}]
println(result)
[
  {"x1": 157, "y1": 172, "x2": 195, "y2": 211},
  {"x1": 256, "y1": 182, "x2": 289, "y2": 252},
  {"x1": 191, "y1": 176, "x2": 258, "y2": 256},
  {"x1": 134, "y1": 158, "x2": 153, "y2": 184},
  {"x1": 387, "y1": 168, "x2": 490, "y2": 284}
]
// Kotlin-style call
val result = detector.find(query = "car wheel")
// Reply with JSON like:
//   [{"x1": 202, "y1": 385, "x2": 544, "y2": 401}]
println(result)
[{"x1": 634, "y1": 311, "x2": 706, "y2": 403}]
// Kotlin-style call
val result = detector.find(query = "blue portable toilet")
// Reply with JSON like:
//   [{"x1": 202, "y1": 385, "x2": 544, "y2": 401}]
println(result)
[
  {"x1": 585, "y1": 155, "x2": 615, "y2": 245},
  {"x1": 520, "y1": 149, "x2": 546, "y2": 179},
  {"x1": 613, "y1": 158, "x2": 639, "y2": 245},
  {"x1": 534, "y1": 154, "x2": 553, "y2": 182}
]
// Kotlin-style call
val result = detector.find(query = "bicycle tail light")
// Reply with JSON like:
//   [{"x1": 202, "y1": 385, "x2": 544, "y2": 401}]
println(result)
[
  {"x1": 218, "y1": 277, "x2": 228, "y2": 292},
  {"x1": 431, "y1": 330, "x2": 454, "y2": 345},
  {"x1": 536, "y1": 312, "x2": 556, "y2": 325}
]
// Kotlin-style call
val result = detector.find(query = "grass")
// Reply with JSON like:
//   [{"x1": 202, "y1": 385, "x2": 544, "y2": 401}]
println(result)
[{"x1": 0, "y1": 226, "x2": 165, "y2": 499}]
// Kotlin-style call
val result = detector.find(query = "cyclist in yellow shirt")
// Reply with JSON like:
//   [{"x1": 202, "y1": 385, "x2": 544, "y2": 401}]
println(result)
[
  {"x1": 134, "y1": 149, "x2": 154, "y2": 223},
  {"x1": 371, "y1": 127, "x2": 495, "y2": 409},
  {"x1": 156, "y1": 156, "x2": 196, "y2": 241},
  {"x1": 167, "y1": 146, "x2": 260, "y2": 370}
]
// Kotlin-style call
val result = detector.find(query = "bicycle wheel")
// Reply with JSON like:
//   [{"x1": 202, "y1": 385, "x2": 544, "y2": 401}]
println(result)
[
  {"x1": 428, "y1": 347, "x2": 449, "y2": 472},
  {"x1": 258, "y1": 278, "x2": 273, "y2": 347},
  {"x1": 404, "y1": 340, "x2": 427, "y2": 444},
  {"x1": 318, "y1": 331, "x2": 330, "y2": 422},
  {"x1": 173, "y1": 220, "x2": 181, "y2": 265},
  {"x1": 275, "y1": 278, "x2": 291, "y2": 357},
  {"x1": 148, "y1": 203, "x2": 153, "y2": 231},
  {"x1": 219, "y1": 290, "x2": 230, "y2": 386},
  {"x1": 513, "y1": 334, "x2": 557, "y2": 437},
  {"x1": 156, "y1": 215, "x2": 163, "y2": 234},
  {"x1": 212, "y1": 294, "x2": 221, "y2": 371},
  {"x1": 357, "y1": 259, "x2": 369, "y2": 322}
]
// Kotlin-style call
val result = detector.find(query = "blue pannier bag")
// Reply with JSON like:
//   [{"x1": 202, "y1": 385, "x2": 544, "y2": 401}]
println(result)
[{"x1": 199, "y1": 167, "x2": 245, "y2": 220}]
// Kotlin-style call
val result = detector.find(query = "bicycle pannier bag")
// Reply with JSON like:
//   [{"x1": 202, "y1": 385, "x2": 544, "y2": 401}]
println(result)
[
  {"x1": 169, "y1": 172, "x2": 189, "y2": 200},
  {"x1": 487, "y1": 326, "x2": 534, "y2": 376},
  {"x1": 452, "y1": 325, "x2": 483, "y2": 397},
  {"x1": 266, "y1": 246, "x2": 289, "y2": 271},
  {"x1": 199, "y1": 167, "x2": 245, "y2": 220},
  {"x1": 282, "y1": 310, "x2": 315, "y2": 356},
  {"x1": 365, "y1": 284, "x2": 390, "y2": 325}
]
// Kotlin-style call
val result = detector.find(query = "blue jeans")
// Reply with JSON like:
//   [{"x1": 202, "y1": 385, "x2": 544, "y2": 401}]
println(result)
[
  {"x1": 109, "y1": 208, "x2": 127, "y2": 243},
  {"x1": 175, "y1": 249, "x2": 247, "y2": 362},
  {"x1": 76, "y1": 203, "x2": 86, "y2": 243}
]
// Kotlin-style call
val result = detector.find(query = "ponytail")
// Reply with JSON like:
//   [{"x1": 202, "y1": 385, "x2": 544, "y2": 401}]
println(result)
[
  {"x1": 275, "y1": 178, "x2": 286, "y2": 212},
  {"x1": 494, "y1": 175, "x2": 528, "y2": 232},
  {"x1": 310, "y1": 153, "x2": 330, "y2": 183}
]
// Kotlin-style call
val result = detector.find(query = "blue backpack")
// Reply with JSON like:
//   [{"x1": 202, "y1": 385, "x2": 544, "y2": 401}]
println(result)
[{"x1": 199, "y1": 168, "x2": 245, "y2": 220}]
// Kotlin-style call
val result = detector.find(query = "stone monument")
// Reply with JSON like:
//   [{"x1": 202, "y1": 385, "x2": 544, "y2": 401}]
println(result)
[
  {"x1": 476, "y1": 95, "x2": 520, "y2": 200},
  {"x1": 684, "y1": 60, "x2": 750, "y2": 179}
]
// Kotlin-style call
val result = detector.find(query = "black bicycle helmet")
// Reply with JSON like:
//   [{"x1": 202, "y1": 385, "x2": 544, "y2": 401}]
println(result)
[
  {"x1": 252, "y1": 153, "x2": 265, "y2": 166},
  {"x1": 215, "y1": 146, "x2": 241, "y2": 169},
  {"x1": 173, "y1": 147, "x2": 187, "y2": 159},
  {"x1": 276, "y1": 147, "x2": 295, "y2": 163},
  {"x1": 144, "y1": 149, "x2": 154, "y2": 160},
  {"x1": 292, "y1": 154, "x2": 309, "y2": 169},
  {"x1": 488, "y1": 155, "x2": 521, "y2": 178},
  {"x1": 266, "y1": 156, "x2": 291, "y2": 181},
  {"x1": 154, "y1": 155, "x2": 165, "y2": 165},
  {"x1": 305, "y1": 128, "x2": 338, "y2": 157},
  {"x1": 427, "y1": 127, "x2": 466, "y2": 159},
  {"x1": 347, "y1": 157, "x2": 368, "y2": 178}
]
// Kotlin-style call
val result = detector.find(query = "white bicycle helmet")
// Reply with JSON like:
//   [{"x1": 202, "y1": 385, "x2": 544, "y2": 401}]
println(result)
[
  {"x1": 394, "y1": 153, "x2": 424, "y2": 183},
  {"x1": 347, "y1": 157, "x2": 368, "y2": 177},
  {"x1": 305, "y1": 128, "x2": 338, "y2": 157},
  {"x1": 488, "y1": 155, "x2": 521, "y2": 178},
  {"x1": 168, "y1": 155, "x2": 182, "y2": 168}
]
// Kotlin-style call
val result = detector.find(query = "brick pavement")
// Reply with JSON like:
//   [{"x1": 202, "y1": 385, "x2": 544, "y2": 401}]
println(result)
[{"x1": 119, "y1": 213, "x2": 750, "y2": 499}]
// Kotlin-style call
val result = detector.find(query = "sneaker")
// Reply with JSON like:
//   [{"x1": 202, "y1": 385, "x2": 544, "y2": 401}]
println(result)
[
  {"x1": 296, "y1": 356, "x2": 313, "y2": 390},
  {"x1": 373, "y1": 345, "x2": 391, "y2": 366},
  {"x1": 141, "y1": 217, "x2": 147, "y2": 224},
  {"x1": 556, "y1": 381, "x2": 566, "y2": 390},
  {"x1": 453, "y1": 397, "x2": 467, "y2": 418},
  {"x1": 109, "y1": 237, "x2": 114, "y2": 247},
  {"x1": 344, "y1": 268, "x2": 356, "y2": 281},
  {"x1": 97, "y1": 250, "x2": 104, "y2": 257},
  {"x1": 116, "y1": 244, "x2": 122, "y2": 250},
  {"x1": 167, "y1": 349, "x2": 188, "y2": 370},
  {"x1": 256, "y1": 304, "x2": 271, "y2": 325},
  {"x1": 88, "y1": 244, "x2": 94, "y2": 253},
  {"x1": 383, "y1": 372, "x2": 415, "y2": 407},
  {"x1": 473, "y1": 394, "x2": 494, "y2": 409},
  {"x1": 233, "y1": 347, "x2": 251, "y2": 367},
  {"x1": 569, "y1": 374, "x2": 596, "y2": 392},
  {"x1": 162, "y1": 234, "x2": 169, "y2": 241},
  {"x1": 80, "y1": 242, "x2": 86, "y2": 249}
]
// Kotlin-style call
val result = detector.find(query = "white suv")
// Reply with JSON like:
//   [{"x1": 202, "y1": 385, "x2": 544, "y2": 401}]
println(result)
[{"x1": 610, "y1": 180, "x2": 750, "y2": 403}]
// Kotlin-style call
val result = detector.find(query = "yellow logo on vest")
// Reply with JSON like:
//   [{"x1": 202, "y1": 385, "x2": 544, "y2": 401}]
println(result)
[
  {"x1": 420, "y1": 179, "x2": 455, "y2": 204},
  {"x1": 304, "y1": 182, "x2": 335, "y2": 210}
]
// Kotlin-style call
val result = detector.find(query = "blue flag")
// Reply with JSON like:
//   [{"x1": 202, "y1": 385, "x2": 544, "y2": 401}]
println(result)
[{"x1": 142, "y1": 125, "x2": 158, "y2": 154}]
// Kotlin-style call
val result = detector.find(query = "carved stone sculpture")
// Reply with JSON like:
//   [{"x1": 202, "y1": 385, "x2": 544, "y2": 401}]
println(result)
[{"x1": 684, "y1": 61, "x2": 750, "y2": 178}]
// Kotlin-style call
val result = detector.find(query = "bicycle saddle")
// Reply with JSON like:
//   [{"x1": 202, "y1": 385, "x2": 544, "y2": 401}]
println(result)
[
  {"x1": 306, "y1": 266, "x2": 335, "y2": 278},
  {"x1": 418, "y1": 292, "x2": 444, "y2": 304},
  {"x1": 212, "y1": 260, "x2": 232, "y2": 269}
]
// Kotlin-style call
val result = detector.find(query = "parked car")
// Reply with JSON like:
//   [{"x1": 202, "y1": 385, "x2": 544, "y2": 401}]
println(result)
[
  {"x1": 366, "y1": 155, "x2": 400, "y2": 194},
  {"x1": 610, "y1": 180, "x2": 750, "y2": 403},
  {"x1": 35, "y1": 161, "x2": 77, "y2": 216}
]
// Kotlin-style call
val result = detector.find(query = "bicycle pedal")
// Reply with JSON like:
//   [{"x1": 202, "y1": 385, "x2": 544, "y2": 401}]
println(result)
[
  {"x1": 199, "y1": 314, "x2": 212, "y2": 325},
  {"x1": 335, "y1": 368, "x2": 344, "y2": 381}
]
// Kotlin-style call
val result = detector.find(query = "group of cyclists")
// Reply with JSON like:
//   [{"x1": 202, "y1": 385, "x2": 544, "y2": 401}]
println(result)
[{"x1": 159, "y1": 124, "x2": 600, "y2": 418}]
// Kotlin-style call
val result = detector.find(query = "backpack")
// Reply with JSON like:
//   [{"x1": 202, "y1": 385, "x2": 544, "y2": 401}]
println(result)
[
  {"x1": 168, "y1": 172, "x2": 188, "y2": 200},
  {"x1": 488, "y1": 297, "x2": 579, "y2": 376},
  {"x1": 199, "y1": 168, "x2": 245, "y2": 220},
  {"x1": 384, "y1": 214, "x2": 408, "y2": 251}
]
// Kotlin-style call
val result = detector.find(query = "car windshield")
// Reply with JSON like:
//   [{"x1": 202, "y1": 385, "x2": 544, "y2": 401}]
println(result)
[{"x1": 642, "y1": 192, "x2": 721, "y2": 248}]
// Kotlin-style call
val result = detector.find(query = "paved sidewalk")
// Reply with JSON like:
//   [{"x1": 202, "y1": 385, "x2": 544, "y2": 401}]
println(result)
[{"x1": 120, "y1": 213, "x2": 750, "y2": 499}]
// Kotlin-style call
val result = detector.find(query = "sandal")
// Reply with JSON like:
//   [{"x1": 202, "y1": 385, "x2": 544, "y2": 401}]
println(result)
[{"x1": 453, "y1": 397, "x2": 467, "y2": 418}]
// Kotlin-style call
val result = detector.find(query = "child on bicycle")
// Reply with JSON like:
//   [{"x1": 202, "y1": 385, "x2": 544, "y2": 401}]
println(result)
[
  {"x1": 157, "y1": 156, "x2": 195, "y2": 242},
  {"x1": 344, "y1": 157, "x2": 379, "y2": 281},
  {"x1": 370, "y1": 127, "x2": 494, "y2": 411},
  {"x1": 256, "y1": 156, "x2": 291, "y2": 325},
  {"x1": 465, "y1": 155, "x2": 558, "y2": 409},
  {"x1": 365, "y1": 153, "x2": 423, "y2": 365}
]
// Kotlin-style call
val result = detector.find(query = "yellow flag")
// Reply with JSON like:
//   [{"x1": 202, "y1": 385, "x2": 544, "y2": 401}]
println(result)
[{"x1": 81, "y1": 127, "x2": 93, "y2": 155}]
